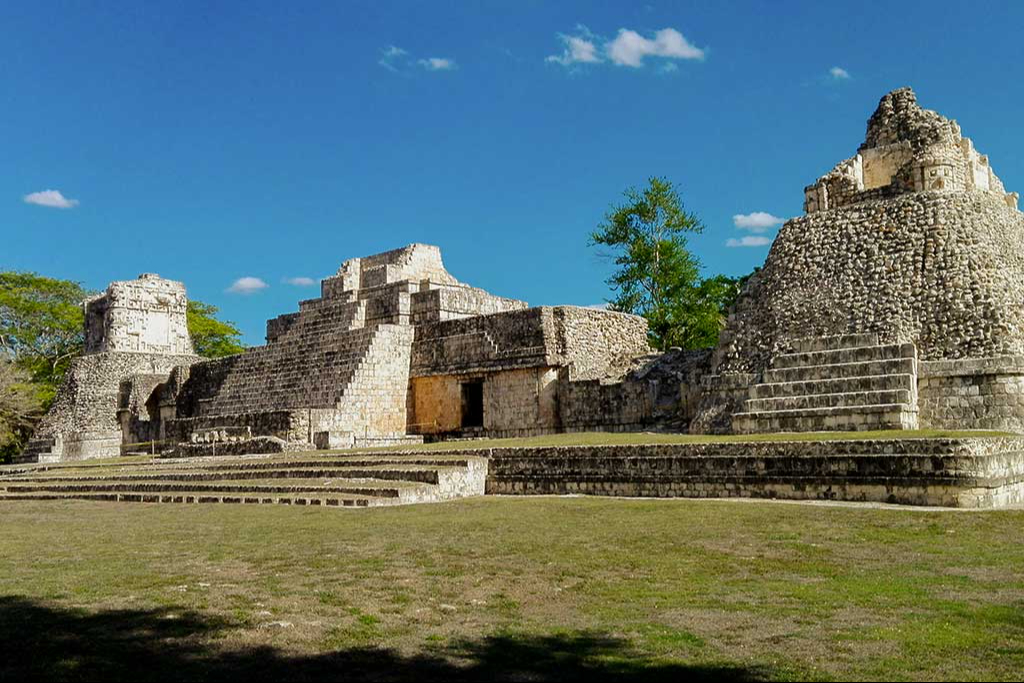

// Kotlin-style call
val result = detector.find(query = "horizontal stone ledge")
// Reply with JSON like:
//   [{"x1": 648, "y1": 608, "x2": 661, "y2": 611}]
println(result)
[
  {"x1": 485, "y1": 474, "x2": 1024, "y2": 488},
  {"x1": 919, "y1": 356, "x2": 1024, "y2": 377},
  {"x1": 470, "y1": 438, "x2": 1024, "y2": 459}
]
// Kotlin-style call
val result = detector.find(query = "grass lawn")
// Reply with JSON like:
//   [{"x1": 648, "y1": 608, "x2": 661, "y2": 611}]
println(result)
[{"x1": 1, "y1": 497, "x2": 1022, "y2": 681}]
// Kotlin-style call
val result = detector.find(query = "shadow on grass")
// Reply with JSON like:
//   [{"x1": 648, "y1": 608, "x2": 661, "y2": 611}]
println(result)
[{"x1": 0, "y1": 596, "x2": 776, "y2": 681}]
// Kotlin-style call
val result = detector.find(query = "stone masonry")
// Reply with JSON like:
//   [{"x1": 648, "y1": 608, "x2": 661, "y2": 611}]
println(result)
[
  {"x1": 22, "y1": 275, "x2": 198, "y2": 462},
  {"x1": 695, "y1": 87, "x2": 1024, "y2": 434},
  {"x1": 26, "y1": 244, "x2": 680, "y2": 462}
]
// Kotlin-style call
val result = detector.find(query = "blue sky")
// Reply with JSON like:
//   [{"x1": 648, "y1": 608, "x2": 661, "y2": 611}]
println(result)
[{"x1": 3, "y1": 1, "x2": 1023, "y2": 344}]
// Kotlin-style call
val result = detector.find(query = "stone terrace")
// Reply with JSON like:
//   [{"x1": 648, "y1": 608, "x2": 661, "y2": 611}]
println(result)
[{"x1": 4, "y1": 434, "x2": 1023, "y2": 508}]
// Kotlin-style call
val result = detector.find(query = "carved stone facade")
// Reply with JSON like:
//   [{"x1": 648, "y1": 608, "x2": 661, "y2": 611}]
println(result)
[{"x1": 84, "y1": 274, "x2": 193, "y2": 355}]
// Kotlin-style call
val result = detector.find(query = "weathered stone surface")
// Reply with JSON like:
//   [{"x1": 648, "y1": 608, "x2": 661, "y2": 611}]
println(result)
[
  {"x1": 696, "y1": 87, "x2": 1024, "y2": 434},
  {"x1": 482, "y1": 437, "x2": 1024, "y2": 508},
  {"x1": 24, "y1": 274, "x2": 199, "y2": 461},
  {"x1": 27, "y1": 244, "x2": 672, "y2": 462},
  {"x1": 715, "y1": 88, "x2": 1023, "y2": 376}
]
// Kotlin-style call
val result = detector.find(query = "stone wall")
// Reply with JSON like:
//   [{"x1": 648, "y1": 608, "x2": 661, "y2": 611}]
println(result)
[
  {"x1": 482, "y1": 437, "x2": 1024, "y2": 508},
  {"x1": 411, "y1": 305, "x2": 649, "y2": 378},
  {"x1": 411, "y1": 307, "x2": 551, "y2": 377},
  {"x1": 918, "y1": 357, "x2": 1024, "y2": 432},
  {"x1": 409, "y1": 305, "x2": 658, "y2": 438},
  {"x1": 550, "y1": 307, "x2": 651, "y2": 380}
]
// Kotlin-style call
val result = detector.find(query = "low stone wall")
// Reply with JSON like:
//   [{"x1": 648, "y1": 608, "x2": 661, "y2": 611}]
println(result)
[
  {"x1": 918, "y1": 357, "x2": 1024, "y2": 431},
  {"x1": 164, "y1": 410, "x2": 311, "y2": 444},
  {"x1": 479, "y1": 437, "x2": 1024, "y2": 508}
]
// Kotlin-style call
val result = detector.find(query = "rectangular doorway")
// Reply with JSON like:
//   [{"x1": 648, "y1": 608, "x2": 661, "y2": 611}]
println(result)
[{"x1": 461, "y1": 380, "x2": 484, "y2": 429}]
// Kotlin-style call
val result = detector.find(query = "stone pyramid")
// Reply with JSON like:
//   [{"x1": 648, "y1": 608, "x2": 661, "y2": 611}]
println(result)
[{"x1": 714, "y1": 87, "x2": 1022, "y2": 376}]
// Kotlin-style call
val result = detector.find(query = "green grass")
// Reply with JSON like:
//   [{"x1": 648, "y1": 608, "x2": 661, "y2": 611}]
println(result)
[{"x1": 1, "y1": 497, "x2": 1022, "y2": 680}]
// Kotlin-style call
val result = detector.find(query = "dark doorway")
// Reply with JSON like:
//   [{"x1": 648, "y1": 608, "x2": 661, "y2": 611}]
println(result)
[{"x1": 461, "y1": 381, "x2": 484, "y2": 428}]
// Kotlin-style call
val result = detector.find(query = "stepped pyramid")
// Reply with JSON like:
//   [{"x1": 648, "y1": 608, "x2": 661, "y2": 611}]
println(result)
[
  {"x1": 697, "y1": 87, "x2": 1024, "y2": 434},
  {"x1": 166, "y1": 244, "x2": 527, "y2": 451}
]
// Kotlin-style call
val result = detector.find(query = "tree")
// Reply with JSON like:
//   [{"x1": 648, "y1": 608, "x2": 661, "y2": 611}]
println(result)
[
  {"x1": 0, "y1": 272, "x2": 91, "y2": 405},
  {"x1": 0, "y1": 359, "x2": 43, "y2": 461},
  {"x1": 590, "y1": 177, "x2": 705, "y2": 349},
  {"x1": 187, "y1": 301, "x2": 246, "y2": 358},
  {"x1": 673, "y1": 273, "x2": 749, "y2": 350}
]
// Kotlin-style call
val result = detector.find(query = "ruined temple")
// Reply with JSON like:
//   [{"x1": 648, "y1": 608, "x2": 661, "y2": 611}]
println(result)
[
  {"x1": 25, "y1": 244, "x2": 698, "y2": 462},
  {"x1": 695, "y1": 87, "x2": 1024, "y2": 434},
  {"x1": 23, "y1": 274, "x2": 199, "y2": 460}
]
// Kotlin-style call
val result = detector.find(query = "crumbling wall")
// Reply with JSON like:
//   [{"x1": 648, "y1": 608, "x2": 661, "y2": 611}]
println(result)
[{"x1": 550, "y1": 307, "x2": 651, "y2": 381}]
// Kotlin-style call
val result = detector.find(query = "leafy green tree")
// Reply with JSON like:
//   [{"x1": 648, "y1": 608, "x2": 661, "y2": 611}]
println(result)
[
  {"x1": 0, "y1": 359, "x2": 41, "y2": 461},
  {"x1": 590, "y1": 177, "x2": 705, "y2": 349},
  {"x1": 0, "y1": 271, "x2": 91, "y2": 405},
  {"x1": 673, "y1": 273, "x2": 750, "y2": 350},
  {"x1": 187, "y1": 301, "x2": 246, "y2": 358}
]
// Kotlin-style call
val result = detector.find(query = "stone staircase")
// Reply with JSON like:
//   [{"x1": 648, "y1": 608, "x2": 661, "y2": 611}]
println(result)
[
  {"x1": 0, "y1": 452, "x2": 486, "y2": 508},
  {"x1": 732, "y1": 333, "x2": 919, "y2": 433}
]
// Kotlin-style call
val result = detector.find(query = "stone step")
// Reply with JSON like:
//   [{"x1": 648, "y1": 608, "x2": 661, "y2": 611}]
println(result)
[
  {"x1": 22, "y1": 456, "x2": 475, "y2": 477},
  {"x1": 0, "y1": 477, "x2": 416, "y2": 497},
  {"x1": 13, "y1": 465, "x2": 459, "y2": 486},
  {"x1": 744, "y1": 389, "x2": 913, "y2": 413},
  {"x1": 732, "y1": 404, "x2": 918, "y2": 434},
  {"x1": 749, "y1": 373, "x2": 916, "y2": 399},
  {"x1": 0, "y1": 454, "x2": 487, "y2": 506},
  {"x1": 771, "y1": 342, "x2": 915, "y2": 369},
  {"x1": 0, "y1": 491, "x2": 394, "y2": 507},
  {"x1": 763, "y1": 356, "x2": 916, "y2": 384},
  {"x1": 788, "y1": 333, "x2": 880, "y2": 354}
]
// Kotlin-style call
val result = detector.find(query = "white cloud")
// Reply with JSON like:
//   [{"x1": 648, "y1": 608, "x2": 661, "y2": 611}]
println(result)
[
  {"x1": 733, "y1": 212, "x2": 784, "y2": 232},
  {"x1": 379, "y1": 45, "x2": 408, "y2": 72},
  {"x1": 547, "y1": 26, "x2": 703, "y2": 70},
  {"x1": 418, "y1": 57, "x2": 457, "y2": 71},
  {"x1": 606, "y1": 28, "x2": 704, "y2": 67},
  {"x1": 23, "y1": 189, "x2": 78, "y2": 209},
  {"x1": 726, "y1": 236, "x2": 773, "y2": 248},
  {"x1": 830, "y1": 66, "x2": 850, "y2": 80},
  {"x1": 284, "y1": 276, "x2": 316, "y2": 287},
  {"x1": 546, "y1": 31, "x2": 602, "y2": 66},
  {"x1": 227, "y1": 276, "x2": 269, "y2": 295}
]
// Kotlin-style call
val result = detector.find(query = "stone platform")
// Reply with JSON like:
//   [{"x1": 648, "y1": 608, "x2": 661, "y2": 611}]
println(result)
[
  {"x1": 0, "y1": 453, "x2": 487, "y2": 508},
  {"x1": 479, "y1": 436, "x2": 1024, "y2": 508},
  {"x1": 4, "y1": 435, "x2": 1023, "y2": 509}
]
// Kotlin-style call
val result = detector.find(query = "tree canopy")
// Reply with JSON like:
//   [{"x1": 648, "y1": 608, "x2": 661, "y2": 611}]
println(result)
[
  {"x1": 0, "y1": 359, "x2": 41, "y2": 460},
  {"x1": 187, "y1": 301, "x2": 246, "y2": 359},
  {"x1": 0, "y1": 271, "x2": 92, "y2": 404},
  {"x1": 590, "y1": 177, "x2": 753, "y2": 350}
]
